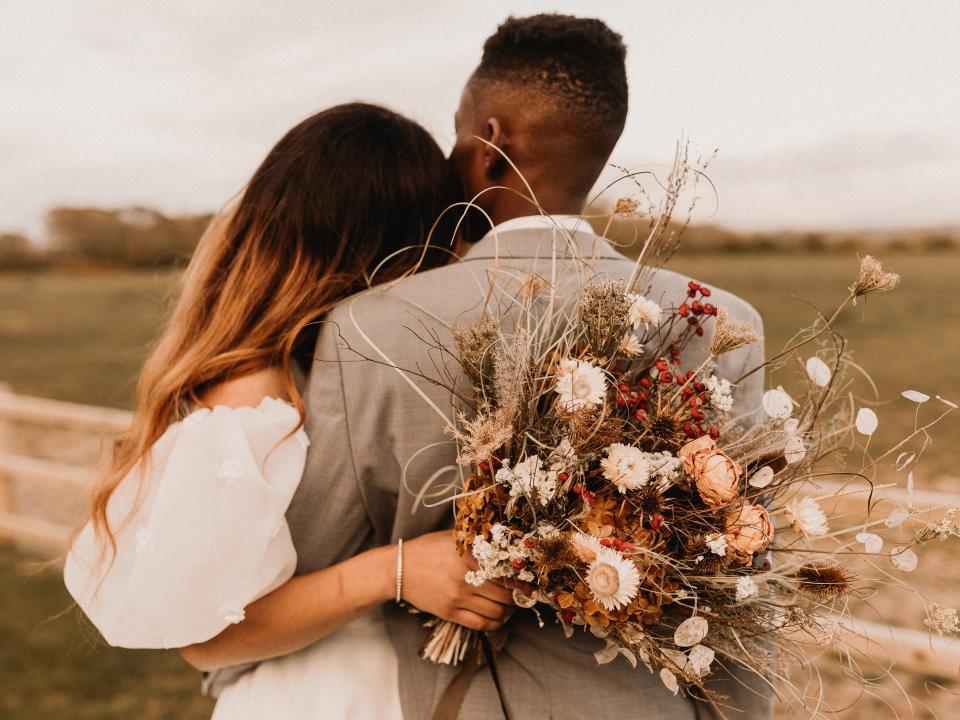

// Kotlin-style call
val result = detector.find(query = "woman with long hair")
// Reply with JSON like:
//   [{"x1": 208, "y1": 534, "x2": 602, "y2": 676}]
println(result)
[{"x1": 63, "y1": 103, "x2": 516, "y2": 718}]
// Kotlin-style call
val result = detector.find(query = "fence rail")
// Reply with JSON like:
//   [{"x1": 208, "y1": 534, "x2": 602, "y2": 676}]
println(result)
[{"x1": 0, "y1": 387, "x2": 957, "y2": 679}]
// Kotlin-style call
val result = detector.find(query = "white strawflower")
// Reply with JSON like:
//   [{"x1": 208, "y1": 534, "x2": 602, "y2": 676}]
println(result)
[
  {"x1": 601, "y1": 443, "x2": 652, "y2": 492},
  {"x1": 703, "y1": 375, "x2": 734, "y2": 413},
  {"x1": 555, "y1": 358, "x2": 607, "y2": 412},
  {"x1": 586, "y1": 546, "x2": 641, "y2": 611},
  {"x1": 627, "y1": 293, "x2": 662, "y2": 330},
  {"x1": 785, "y1": 496, "x2": 830, "y2": 537},
  {"x1": 619, "y1": 332, "x2": 644, "y2": 357},
  {"x1": 735, "y1": 576, "x2": 758, "y2": 601},
  {"x1": 705, "y1": 533, "x2": 728, "y2": 556}
]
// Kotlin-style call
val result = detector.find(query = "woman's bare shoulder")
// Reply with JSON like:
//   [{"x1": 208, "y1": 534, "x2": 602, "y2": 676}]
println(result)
[{"x1": 200, "y1": 367, "x2": 288, "y2": 409}]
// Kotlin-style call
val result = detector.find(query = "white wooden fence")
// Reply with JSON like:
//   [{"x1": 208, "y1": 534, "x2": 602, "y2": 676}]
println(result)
[{"x1": 0, "y1": 386, "x2": 957, "y2": 678}]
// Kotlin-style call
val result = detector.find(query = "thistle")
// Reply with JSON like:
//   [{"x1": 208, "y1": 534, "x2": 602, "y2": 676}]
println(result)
[
  {"x1": 453, "y1": 315, "x2": 499, "y2": 388},
  {"x1": 791, "y1": 563, "x2": 855, "y2": 600},
  {"x1": 579, "y1": 280, "x2": 630, "y2": 358}
]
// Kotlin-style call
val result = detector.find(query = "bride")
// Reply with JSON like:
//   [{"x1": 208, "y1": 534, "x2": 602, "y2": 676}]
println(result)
[{"x1": 63, "y1": 103, "x2": 517, "y2": 718}]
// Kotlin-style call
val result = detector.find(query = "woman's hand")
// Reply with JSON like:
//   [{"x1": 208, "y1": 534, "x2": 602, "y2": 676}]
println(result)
[{"x1": 402, "y1": 530, "x2": 516, "y2": 632}]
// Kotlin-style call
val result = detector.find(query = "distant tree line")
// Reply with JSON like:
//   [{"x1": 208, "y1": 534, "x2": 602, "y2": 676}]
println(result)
[
  {"x1": 1, "y1": 204, "x2": 956, "y2": 271},
  {"x1": 0, "y1": 206, "x2": 213, "y2": 270}
]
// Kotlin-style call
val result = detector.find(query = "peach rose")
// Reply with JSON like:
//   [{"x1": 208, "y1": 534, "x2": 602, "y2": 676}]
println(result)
[
  {"x1": 725, "y1": 503, "x2": 774, "y2": 559},
  {"x1": 679, "y1": 436, "x2": 742, "y2": 507}
]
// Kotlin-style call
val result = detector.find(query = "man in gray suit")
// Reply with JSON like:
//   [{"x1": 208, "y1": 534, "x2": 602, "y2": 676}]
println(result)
[{"x1": 289, "y1": 13, "x2": 772, "y2": 720}]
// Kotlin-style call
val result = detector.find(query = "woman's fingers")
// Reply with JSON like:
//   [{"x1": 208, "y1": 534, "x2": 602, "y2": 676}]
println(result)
[
  {"x1": 452, "y1": 609, "x2": 505, "y2": 633},
  {"x1": 474, "y1": 580, "x2": 514, "y2": 605},
  {"x1": 459, "y1": 594, "x2": 512, "y2": 623}
]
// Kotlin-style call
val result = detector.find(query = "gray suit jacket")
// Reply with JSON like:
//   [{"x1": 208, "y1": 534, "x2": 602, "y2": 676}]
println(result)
[{"x1": 287, "y1": 219, "x2": 773, "y2": 719}]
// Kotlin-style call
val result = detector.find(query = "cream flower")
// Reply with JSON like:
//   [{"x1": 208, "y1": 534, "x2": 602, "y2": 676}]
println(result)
[
  {"x1": 925, "y1": 604, "x2": 960, "y2": 635},
  {"x1": 626, "y1": 293, "x2": 662, "y2": 330},
  {"x1": 706, "y1": 533, "x2": 728, "y2": 556},
  {"x1": 555, "y1": 358, "x2": 607, "y2": 412},
  {"x1": 619, "y1": 332, "x2": 644, "y2": 357},
  {"x1": 703, "y1": 375, "x2": 734, "y2": 413},
  {"x1": 571, "y1": 532, "x2": 605, "y2": 564},
  {"x1": 586, "y1": 546, "x2": 640, "y2": 611},
  {"x1": 785, "y1": 496, "x2": 830, "y2": 537},
  {"x1": 601, "y1": 443, "x2": 652, "y2": 492},
  {"x1": 735, "y1": 576, "x2": 759, "y2": 601}
]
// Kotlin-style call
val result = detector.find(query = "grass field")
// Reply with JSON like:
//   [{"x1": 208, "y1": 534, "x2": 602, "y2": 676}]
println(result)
[
  {"x1": 1, "y1": 250, "x2": 958, "y2": 719},
  {"x1": 1, "y1": 542, "x2": 213, "y2": 720},
  {"x1": 1, "y1": 249, "x2": 957, "y2": 477}
]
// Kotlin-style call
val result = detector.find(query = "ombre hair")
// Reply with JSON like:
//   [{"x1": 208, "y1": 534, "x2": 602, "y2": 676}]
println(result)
[{"x1": 89, "y1": 103, "x2": 463, "y2": 554}]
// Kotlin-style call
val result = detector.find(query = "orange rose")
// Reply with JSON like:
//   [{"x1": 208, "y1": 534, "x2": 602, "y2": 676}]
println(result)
[
  {"x1": 679, "y1": 436, "x2": 742, "y2": 507},
  {"x1": 725, "y1": 503, "x2": 774, "y2": 559}
]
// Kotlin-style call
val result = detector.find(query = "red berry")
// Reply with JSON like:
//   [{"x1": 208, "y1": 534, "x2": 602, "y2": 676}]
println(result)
[
  {"x1": 635, "y1": 409, "x2": 647, "y2": 421},
  {"x1": 678, "y1": 303, "x2": 690, "y2": 317},
  {"x1": 478, "y1": 461, "x2": 490, "y2": 472},
  {"x1": 511, "y1": 558, "x2": 526, "y2": 570},
  {"x1": 640, "y1": 377, "x2": 651, "y2": 388},
  {"x1": 709, "y1": 426, "x2": 720, "y2": 440},
  {"x1": 523, "y1": 537, "x2": 535, "y2": 548},
  {"x1": 660, "y1": 371, "x2": 673, "y2": 383},
  {"x1": 561, "y1": 610, "x2": 575, "y2": 624},
  {"x1": 676, "y1": 375, "x2": 685, "y2": 386},
  {"x1": 694, "y1": 381, "x2": 705, "y2": 392},
  {"x1": 650, "y1": 512, "x2": 665, "y2": 531},
  {"x1": 687, "y1": 316, "x2": 699, "y2": 325},
  {"x1": 687, "y1": 288, "x2": 697, "y2": 298},
  {"x1": 558, "y1": 472, "x2": 570, "y2": 482},
  {"x1": 691, "y1": 408, "x2": 706, "y2": 421},
  {"x1": 618, "y1": 383, "x2": 630, "y2": 393},
  {"x1": 703, "y1": 303, "x2": 716, "y2": 315},
  {"x1": 688, "y1": 280, "x2": 701, "y2": 291},
  {"x1": 616, "y1": 394, "x2": 627, "y2": 407},
  {"x1": 691, "y1": 301, "x2": 702, "y2": 315},
  {"x1": 700, "y1": 287, "x2": 712, "y2": 297},
  {"x1": 599, "y1": 538, "x2": 613, "y2": 548},
  {"x1": 695, "y1": 326, "x2": 704, "y2": 336}
]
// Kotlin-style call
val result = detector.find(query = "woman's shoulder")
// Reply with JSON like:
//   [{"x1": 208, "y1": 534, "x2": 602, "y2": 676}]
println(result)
[{"x1": 200, "y1": 366, "x2": 289, "y2": 410}]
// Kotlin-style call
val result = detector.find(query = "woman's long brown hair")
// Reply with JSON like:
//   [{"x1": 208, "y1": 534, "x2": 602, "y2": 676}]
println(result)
[{"x1": 89, "y1": 103, "x2": 463, "y2": 556}]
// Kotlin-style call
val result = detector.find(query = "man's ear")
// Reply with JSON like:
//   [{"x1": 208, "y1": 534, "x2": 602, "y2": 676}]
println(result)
[{"x1": 482, "y1": 117, "x2": 508, "y2": 179}]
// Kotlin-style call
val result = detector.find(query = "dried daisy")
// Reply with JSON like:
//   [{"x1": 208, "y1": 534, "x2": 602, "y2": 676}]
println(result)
[
  {"x1": 709, "y1": 306, "x2": 762, "y2": 357},
  {"x1": 579, "y1": 280, "x2": 630, "y2": 358},
  {"x1": 791, "y1": 563, "x2": 855, "y2": 600},
  {"x1": 586, "y1": 546, "x2": 641, "y2": 611},
  {"x1": 785, "y1": 496, "x2": 830, "y2": 537},
  {"x1": 446, "y1": 409, "x2": 513, "y2": 467},
  {"x1": 453, "y1": 315, "x2": 499, "y2": 387},
  {"x1": 555, "y1": 358, "x2": 607, "y2": 412},
  {"x1": 850, "y1": 255, "x2": 900, "y2": 300}
]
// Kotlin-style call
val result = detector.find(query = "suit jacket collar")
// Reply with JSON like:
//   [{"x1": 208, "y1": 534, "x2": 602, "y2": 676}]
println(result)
[{"x1": 462, "y1": 214, "x2": 623, "y2": 262}]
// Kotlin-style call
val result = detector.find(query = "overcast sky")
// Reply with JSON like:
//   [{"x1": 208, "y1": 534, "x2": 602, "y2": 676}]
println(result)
[{"x1": 2, "y1": 0, "x2": 959, "y2": 239}]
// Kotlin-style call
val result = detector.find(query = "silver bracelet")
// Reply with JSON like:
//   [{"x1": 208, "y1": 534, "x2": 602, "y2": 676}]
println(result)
[{"x1": 395, "y1": 538, "x2": 404, "y2": 603}]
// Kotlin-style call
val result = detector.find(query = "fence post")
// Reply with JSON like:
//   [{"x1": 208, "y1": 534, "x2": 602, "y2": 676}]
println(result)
[{"x1": 0, "y1": 383, "x2": 11, "y2": 521}]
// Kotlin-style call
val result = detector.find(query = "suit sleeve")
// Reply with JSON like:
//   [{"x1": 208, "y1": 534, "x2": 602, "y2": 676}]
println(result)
[{"x1": 285, "y1": 315, "x2": 377, "y2": 574}]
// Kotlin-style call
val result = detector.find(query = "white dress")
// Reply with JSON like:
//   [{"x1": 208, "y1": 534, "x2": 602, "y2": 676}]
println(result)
[{"x1": 64, "y1": 397, "x2": 402, "y2": 719}]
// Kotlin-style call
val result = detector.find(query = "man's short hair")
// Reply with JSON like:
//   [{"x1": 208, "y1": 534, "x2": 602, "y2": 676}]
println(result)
[{"x1": 472, "y1": 13, "x2": 628, "y2": 135}]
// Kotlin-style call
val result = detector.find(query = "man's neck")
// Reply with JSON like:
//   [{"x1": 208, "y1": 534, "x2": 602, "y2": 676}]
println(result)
[{"x1": 487, "y1": 190, "x2": 585, "y2": 226}]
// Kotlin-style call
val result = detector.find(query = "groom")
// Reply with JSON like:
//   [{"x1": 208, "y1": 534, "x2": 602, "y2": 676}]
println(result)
[{"x1": 291, "y1": 13, "x2": 772, "y2": 720}]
